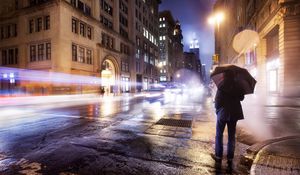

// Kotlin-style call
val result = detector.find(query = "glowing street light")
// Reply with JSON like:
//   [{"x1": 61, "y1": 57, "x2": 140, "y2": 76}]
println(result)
[
  {"x1": 208, "y1": 11, "x2": 225, "y2": 32},
  {"x1": 176, "y1": 73, "x2": 180, "y2": 78}
]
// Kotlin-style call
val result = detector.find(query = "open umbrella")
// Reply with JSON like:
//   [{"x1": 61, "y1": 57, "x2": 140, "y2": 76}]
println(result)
[{"x1": 211, "y1": 65, "x2": 257, "y2": 95}]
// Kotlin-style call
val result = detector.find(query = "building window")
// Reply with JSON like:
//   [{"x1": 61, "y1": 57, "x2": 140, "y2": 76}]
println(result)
[
  {"x1": 143, "y1": 78, "x2": 148, "y2": 90},
  {"x1": 87, "y1": 26, "x2": 92, "y2": 39},
  {"x1": 86, "y1": 49, "x2": 92, "y2": 64},
  {"x1": 121, "y1": 76, "x2": 130, "y2": 93},
  {"x1": 136, "y1": 61, "x2": 140, "y2": 72},
  {"x1": 136, "y1": 36, "x2": 140, "y2": 46},
  {"x1": 29, "y1": 42, "x2": 50, "y2": 62},
  {"x1": 29, "y1": 15, "x2": 50, "y2": 33},
  {"x1": 36, "y1": 17, "x2": 43, "y2": 32},
  {"x1": 44, "y1": 15, "x2": 50, "y2": 30},
  {"x1": 84, "y1": 5, "x2": 91, "y2": 16},
  {"x1": 0, "y1": 24, "x2": 17, "y2": 39},
  {"x1": 0, "y1": 27, "x2": 4, "y2": 39},
  {"x1": 78, "y1": 0, "x2": 84, "y2": 11},
  {"x1": 120, "y1": 27, "x2": 128, "y2": 38},
  {"x1": 30, "y1": 45, "x2": 36, "y2": 62},
  {"x1": 13, "y1": 24, "x2": 17, "y2": 37},
  {"x1": 144, "y1": 53, "x2": 148, "y2": 63},
  {"x1": 8, "y1": 49, "x2": 14, "y2": 65},
  {"x1": 29, "y1": 19, "x2": 34, "y2": 33},
  {"x1": 100, "y1": 15, "x2": 113, "y2": 29},
  {"x1": 46, "y1": 43, "x2": 51, "y2": 60},
  {"x1": 38, "y1": 44, "x2": 44, "y2": 61},
  {"x1": 78, "y1": 47, "x2": 85, "y2": 63},
  {"x1": 121, "y1": 61, "x2": 129, "y2": 72},
  {"x1": 70, "y1": 0, "x2": 91, "y2": 16},
  {"x1": 101, "y1": 0, "x2": 113, "y2": 16},
  {"x1": 160, "y1": 76, "x2": 167, "y2": 81},
  {"x1": 72, "y1": 44, "x2": 77, "y2": 61},
  {"x1": 71, "y1": 0, "x2": 76, "y2": 7},
  {"x1": 1, "y1": 50, "x2": 7, "y2": 65},
  {"x1": 101, "y1": 33, "x2": 114, "y2": 49},
  {"x1": 120, "y1": 43, "x2": 129, "y2": 55},
  {"x1": 72, "y1": 18, "x2": 78, "y2": 33},
  {"x1": 119, "y1": 14, "x2": 128, "y2": 27},
  {"x1": 29, "y1": 0, "x2": 50, "y2": 6},
  {"x1": 1, "y1": 48, "x2": 18, "y2": 65},
  {"x1": 72, "y1": 17, "x2": 92, "y2": 40},
  {"x1": 15, "y1": 48, "x2": 18, "y2": 64},
  {"x1": 120, "y1": 1, "x2": 128, "y2": 14},
  {"x1": 72, "y1": 43, "x2": 92, "y2": 64},
  {"x1": 268, "y1": 69, "x2": 278, "y2": 92},
  {"x1": 136, "y1": 49, "x2": 140, "y2": 59},
  {"x1": 79, "y1": 22, "x2": 85, "y2": 36}
]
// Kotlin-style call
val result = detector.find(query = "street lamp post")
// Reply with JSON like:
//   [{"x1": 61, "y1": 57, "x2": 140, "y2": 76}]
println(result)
[
  {"x1": 208, "y1": 12, "x2": 225, "y2": 33},
  {"x1": 208, "y1": 11, "x2": 225, "y2": 68}
]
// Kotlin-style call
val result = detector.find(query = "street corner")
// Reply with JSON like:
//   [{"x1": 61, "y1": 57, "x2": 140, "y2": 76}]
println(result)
[{"x1": 248, "y1": 136, "x2": 300, "y2": 175}]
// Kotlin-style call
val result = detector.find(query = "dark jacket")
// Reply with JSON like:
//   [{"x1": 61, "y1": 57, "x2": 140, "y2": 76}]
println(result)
[{"x1": 215, "y1": 85, "x2": 244, "y2": 121}]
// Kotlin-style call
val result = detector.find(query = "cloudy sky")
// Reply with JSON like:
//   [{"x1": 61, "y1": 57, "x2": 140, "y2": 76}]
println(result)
[{"x1": 159, "y1": 0, "x2": 216, "y2": 72}]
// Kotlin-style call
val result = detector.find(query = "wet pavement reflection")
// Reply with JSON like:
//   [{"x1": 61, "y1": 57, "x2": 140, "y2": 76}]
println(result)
[{"x1": 0, "y1": 92, "x2": 299, "y2": 174}]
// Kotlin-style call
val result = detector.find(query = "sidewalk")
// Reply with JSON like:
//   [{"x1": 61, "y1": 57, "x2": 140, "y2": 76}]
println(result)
[
  {"x1": 241, "y1": 95, "x2": 300, "y2": 175},
  {"x1": 245, "y1": 136, "x2": 300, "y2": 175}
]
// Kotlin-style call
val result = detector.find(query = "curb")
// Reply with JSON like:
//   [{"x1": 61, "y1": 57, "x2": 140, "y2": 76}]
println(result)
[{"x1": 240, "y1": 135, "x2": 300, "y2": 170}]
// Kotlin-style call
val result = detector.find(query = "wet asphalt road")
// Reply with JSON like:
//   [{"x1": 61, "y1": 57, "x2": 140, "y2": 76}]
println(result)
[
  {"x1": 1, "y1": 93, "x2": 222, "y2": 175},
  {"x1": 1, "y1": 92, "x2": 299, "y2": 175},
  {"x1": 0, "y1": 95, "x2": 144, "y2": 156}
]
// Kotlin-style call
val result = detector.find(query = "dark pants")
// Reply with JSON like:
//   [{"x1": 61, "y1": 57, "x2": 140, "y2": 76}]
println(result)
[{"x1": 215, "y1": 119, "x2": 237, "y2": 160}]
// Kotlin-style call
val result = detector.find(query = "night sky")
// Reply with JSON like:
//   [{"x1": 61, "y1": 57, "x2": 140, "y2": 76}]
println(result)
[{"x1": 159, "y1": 0, "x2": 216, "y2": 74}]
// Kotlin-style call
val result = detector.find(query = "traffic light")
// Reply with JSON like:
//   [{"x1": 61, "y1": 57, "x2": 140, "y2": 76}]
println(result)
[{"x1": 212, "y1": 54, "x2": 219, "y2": 64}]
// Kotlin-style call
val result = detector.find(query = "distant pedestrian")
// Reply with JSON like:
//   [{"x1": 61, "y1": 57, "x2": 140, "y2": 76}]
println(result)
[{"x1": 212, "y1": 70, "x2": 244, "y2": 172}]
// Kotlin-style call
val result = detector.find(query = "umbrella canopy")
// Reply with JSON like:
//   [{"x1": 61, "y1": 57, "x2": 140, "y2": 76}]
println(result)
[{"x1": 211, "y1": 65, "x2": 257, "y2": 95}]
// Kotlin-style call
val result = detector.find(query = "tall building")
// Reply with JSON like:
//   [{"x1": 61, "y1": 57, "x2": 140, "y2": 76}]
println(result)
[
  {"x1": 189, "y1": 38, "x2": 202, "y2": 81},
  {"x1": 213, "y1": 0, "x2": 300, "y2": 97},
  {"x1": 134, "y1": 0, "x2": 161, "y2": 91},
  {"x1": 158, "y1": 10, "x2": 183, "y2": 82},
  {"x1": 0, "y1": 0, "x2": 161, "y2": 95}
]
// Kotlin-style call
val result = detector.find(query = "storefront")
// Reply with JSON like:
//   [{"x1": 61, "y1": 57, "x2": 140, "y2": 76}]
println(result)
[
  {"x1": 121, "y1": 76, "x2": 130, "y2": 93},
  {"x1": 143, "y1": 77, "x2": 148, "y2": 90},
  {"x1": 101, "y1": 59, "x2": 117, "y2": 94}
]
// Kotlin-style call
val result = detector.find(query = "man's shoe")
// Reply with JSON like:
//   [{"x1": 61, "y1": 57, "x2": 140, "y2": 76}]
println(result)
[
  {"x1": 226, "y1": 160, "x2": 233, "y2": 173},
  {"x1": 210, "y1": 153, "x2": 222, "y2": 163}
]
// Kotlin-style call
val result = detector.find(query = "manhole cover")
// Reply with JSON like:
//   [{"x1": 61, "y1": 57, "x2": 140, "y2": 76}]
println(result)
[{"x1": 155, "y1": 118, "x2": 192, "y2": 128}]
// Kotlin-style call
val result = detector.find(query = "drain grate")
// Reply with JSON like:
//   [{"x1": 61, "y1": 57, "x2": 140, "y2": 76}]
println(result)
[{"x1": 155, "y1": 118, "x2": 192, "y2": 128}]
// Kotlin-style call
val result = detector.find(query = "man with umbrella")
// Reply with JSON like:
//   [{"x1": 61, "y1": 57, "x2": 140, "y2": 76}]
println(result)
[{"x1": 210, "y1": 65, "x2": 256, "y2": 172}]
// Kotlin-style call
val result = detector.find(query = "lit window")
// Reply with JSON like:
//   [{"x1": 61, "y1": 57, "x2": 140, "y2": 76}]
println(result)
[
  {"x1": 269, "y1": 70, "x2": 278, "y2": 92},
  {"x1": 160, "y1": 76, "x2": 166, "y2": 81}
]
